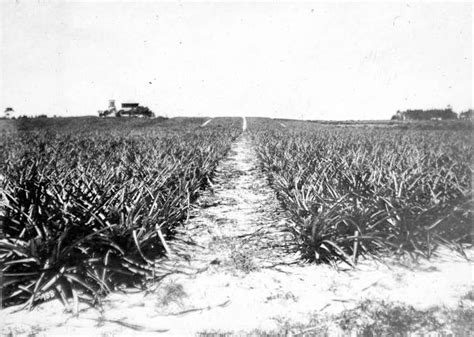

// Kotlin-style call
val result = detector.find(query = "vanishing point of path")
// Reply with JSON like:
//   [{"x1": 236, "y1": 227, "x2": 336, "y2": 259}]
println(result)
[
  {"x1": 2, "y1": 118, "x2": 473, "y2": 336},
  {"x1": 175, "y1": 126, "x2": 296, "y2": 271}
]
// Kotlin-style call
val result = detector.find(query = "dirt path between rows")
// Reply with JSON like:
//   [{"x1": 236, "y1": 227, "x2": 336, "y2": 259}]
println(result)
[
  {"x1": 2, "y1": 128, "x2": 473, "y2": 336},
  {"x1": 172, "y1": 130, "x2": 295, "y2": 271}
]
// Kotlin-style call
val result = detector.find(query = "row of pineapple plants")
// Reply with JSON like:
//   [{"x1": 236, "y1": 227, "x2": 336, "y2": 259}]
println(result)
[
  {"x1": 250, "y1": 118, "x2": 472, "y2": 266},
  {"x1": 0, "y1": 117, "x2": 242, "y2": 309}
]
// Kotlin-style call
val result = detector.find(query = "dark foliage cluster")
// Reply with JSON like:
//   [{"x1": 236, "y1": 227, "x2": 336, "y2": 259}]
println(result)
[
  {"x1": 250, "y1": 118, "x2": 472, "y2": 266},
  {"x1": 0, "y1": 117, "x2": 241, "y2": 309}
]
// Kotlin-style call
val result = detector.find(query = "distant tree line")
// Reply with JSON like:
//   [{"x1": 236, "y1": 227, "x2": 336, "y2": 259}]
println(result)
[
  {"x1": 459, "y1": 109, "x2": 473, "y2": 120},
  {"x1": 392, "y1": 107, "x2": 473, "y2": 121},
  {"x1": 2, "y1": 114, "x2": 49, "y2": 119}
]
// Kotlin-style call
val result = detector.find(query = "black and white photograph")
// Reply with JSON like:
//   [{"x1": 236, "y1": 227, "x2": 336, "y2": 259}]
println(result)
[{"x1": 0, "y1": 1, "x2": 472, "y2": 336}]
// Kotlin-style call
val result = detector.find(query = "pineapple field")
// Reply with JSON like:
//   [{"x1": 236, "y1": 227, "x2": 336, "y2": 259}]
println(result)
[
  {"x1": 1, "y1": 116, "x2": 472, "y2": 336},
  {"x1": 251, "y1": 118, "x2": 472, "y2": 265},
  {"x1": 0, "y1": 117, "x2": 242, "y2": 308}
]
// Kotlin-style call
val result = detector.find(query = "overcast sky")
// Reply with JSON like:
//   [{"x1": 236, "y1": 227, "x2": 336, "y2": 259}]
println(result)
[{"x1": 0, "y1": 1, "x2": 472, "y2": 120}]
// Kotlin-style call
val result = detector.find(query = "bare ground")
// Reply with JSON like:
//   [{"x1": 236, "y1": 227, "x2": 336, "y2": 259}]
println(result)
[{"x1": 1, "y1": 133, "x2": 473, "y2": 336}]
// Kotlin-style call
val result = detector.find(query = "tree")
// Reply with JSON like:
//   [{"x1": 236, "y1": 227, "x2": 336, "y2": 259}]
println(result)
[
  {"x1": 459, "y1": 109, "x2": 473, "y2": 120},
  {"x1": 392, "y1": 108, "x2": 458, "y2": 121}
]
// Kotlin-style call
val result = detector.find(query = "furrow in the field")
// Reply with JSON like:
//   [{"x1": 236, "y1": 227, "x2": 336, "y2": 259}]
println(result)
[
  {"x1": 200, "y1": 118, "x2": 213, "y2": 127},
  {"x1": 170, "y1": 132, "x2": 294, "y2": 270}
]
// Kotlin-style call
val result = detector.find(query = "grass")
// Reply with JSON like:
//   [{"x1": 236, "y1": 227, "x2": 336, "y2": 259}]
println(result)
[
  {"x1": 462, "y1": 289, "x2": 474, "y2": 301},
  {"x1": 265, "y1": 291, "x2": 298, "y2": 303},
  {"x1": 157, "y1": 282, "x2": 187, "y2": 307},
  {"x1": 336, "y1": 300, "x2": 444, "y2": 335},
  {"x1": 198, "y1": 298, "x2": 474, "y2": 336},
  {"x1": 229, "y1": 243, "x2": 259, "y2": 273}
]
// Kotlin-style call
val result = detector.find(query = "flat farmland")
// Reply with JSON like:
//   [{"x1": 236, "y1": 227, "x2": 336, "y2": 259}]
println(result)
[{"x1": 1, "y1": 117, "x2": 472, "y2": 336}]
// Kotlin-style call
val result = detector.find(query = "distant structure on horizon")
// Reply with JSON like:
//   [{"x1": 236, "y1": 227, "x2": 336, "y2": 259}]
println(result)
[
  {"x1": 98, "y1": 100, "x2": 154, "y2": 118},
  {"x1": 3, "y1": 107, "x2": 14, "y2": 118},
  {"x1": 391, "y1": 106, "x2": 466, "y2": 121}
]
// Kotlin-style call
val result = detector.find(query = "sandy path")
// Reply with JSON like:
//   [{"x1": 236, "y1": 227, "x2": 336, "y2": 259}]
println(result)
[
  {"x1": 175, "y1": 131, "x2": 294, "y2": 268},
  {"x1": 1, "y1": 124, "x2": 473, "y2": 336},
  {"x1": 242, "y1": 116, "x2": 247, "y2": 131},
  {"x1": 200, "y1": 119, "x2": 213, "y2": 127}
]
